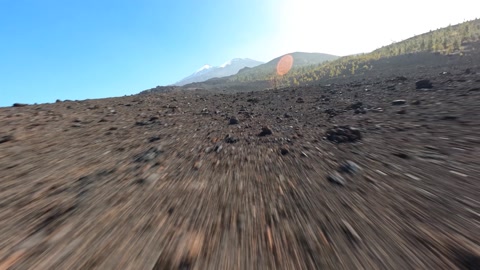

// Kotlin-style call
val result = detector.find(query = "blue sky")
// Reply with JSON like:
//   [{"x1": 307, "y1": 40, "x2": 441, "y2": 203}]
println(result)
[{"x1": 1, "y1": 0, "x2": 479, "y2": 106}]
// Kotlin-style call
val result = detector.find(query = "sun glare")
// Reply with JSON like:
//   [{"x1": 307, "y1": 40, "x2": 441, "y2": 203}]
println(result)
[{"x1": 276, "y1": 54, "x2": 294, "y2": 75}]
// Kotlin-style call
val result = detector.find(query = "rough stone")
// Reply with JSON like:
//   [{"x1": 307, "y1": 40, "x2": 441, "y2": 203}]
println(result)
[
  {"x1": 229, "y1": 117, "x2": 239, "y2": 125},
  {"x1": 258, "y1": 126, "x2": 273, "y2": 137},
  {"x1": 415, "y1": 79, "x2": 433, "y2": 89},
  {"x1": 326, "y1": 126, "x2": 362, "y2": 143},
  {"x1": 327, "y1": 172, "x2": 347, "y2": 186},
  {"x1": 392, "y1": 100, "x2": 407, "y2": 106}
]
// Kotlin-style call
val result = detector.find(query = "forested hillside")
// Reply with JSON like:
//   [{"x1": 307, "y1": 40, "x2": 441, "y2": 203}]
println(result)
[{"x1": 229, "y1": 19, "x2": 480, "y2": 88}]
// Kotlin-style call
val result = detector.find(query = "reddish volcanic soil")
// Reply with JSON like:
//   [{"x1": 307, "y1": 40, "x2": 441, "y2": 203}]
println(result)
[{"x1": 1, "y1": 57, "x2": 480, "y2": 269}]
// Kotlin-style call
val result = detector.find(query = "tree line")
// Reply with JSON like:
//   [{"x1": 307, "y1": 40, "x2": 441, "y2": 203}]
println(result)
[{"x1": 230, "y1": 19, "x2": 480, "y2": 88}]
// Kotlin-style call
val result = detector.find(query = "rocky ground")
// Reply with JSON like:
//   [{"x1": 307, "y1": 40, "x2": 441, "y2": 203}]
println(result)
[{"x1": 1, "y1": 58, "x2": 480, "y2": 269}]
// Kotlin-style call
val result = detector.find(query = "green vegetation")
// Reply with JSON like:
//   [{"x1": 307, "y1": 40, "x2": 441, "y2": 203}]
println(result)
[
  {"x1": 230, "y1": 19, "x2": 480, "y2": 88},
  {"x1": 230, "y1": 52, "x2": 338, "y2": 84}
]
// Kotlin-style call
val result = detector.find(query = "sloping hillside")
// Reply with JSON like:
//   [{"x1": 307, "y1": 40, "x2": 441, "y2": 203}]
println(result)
[
  {"x1": 231, "y1": 52, "x2": 338, "y2": 82},
  {"x1": 281, "y1": 19, "x2": 480, "y2": 87},
  {"x1": 188, "y1": 19, "x2": 480, "y2": 91}
]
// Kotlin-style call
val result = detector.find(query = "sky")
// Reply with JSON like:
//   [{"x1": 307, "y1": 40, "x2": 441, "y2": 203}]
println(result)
[{"x1": 1, "y1": 0, "x2": 479, "y2": 106}]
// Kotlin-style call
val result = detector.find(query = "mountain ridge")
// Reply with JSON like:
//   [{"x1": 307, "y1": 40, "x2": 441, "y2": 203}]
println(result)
[{"x1": 174, "y1": 58, "x2": 263, "y2": 86}]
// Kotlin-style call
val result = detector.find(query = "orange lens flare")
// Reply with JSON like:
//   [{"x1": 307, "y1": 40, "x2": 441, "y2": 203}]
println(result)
[{"x1": 276, "y1": 55, "x2": 294, "y2": 76}]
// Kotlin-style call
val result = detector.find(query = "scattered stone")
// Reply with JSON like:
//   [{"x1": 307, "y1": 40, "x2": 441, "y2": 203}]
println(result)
[
  {"x1": 338, "y1": 161, "x2": 361, "y2": 174},
  {"x1": 12, "y1": 103, "x2": 28, "y2": 107},
  {"x1": 326, "y1": 126, "x2": 362, "y2": 143},
  {"x1": 397, "y1": 108, "x2": 407, "y2": 114},
  {"x1": 324, "y1": 108, "x2": 339, "y2": 118},
  {"x1": 56, "y1": 99, "x2": 62, "y2": 103},
  {"x1": 392, "y1": 100, "x2": 407, "y2": 106},
  {"x1": 441, "y1": 115, "x2": 458, "y2": 121},
  {"x1": 405, "y1": 173, "x2": 421, "y2": 181},
  {"x1": 327, "y1": 172, "x2": 346, "y2": 186},
  {"x1": 415, "y1": 79, "x2": 433, "y2": 89},
  {"x1": 355, "y1": 108, "x2": 367, "y2": 114},
  {"x1": 0, "y1": 135, "x2": 14, "y2": 144},
  {"x1": 135, "y1": 116, "x2": 160, "y2": 126},
  {"x1": 224, "y1": 134, "x2": 238, "y2": 144},
  {"x1": 393, "y1": 152, "x2": 410, "y2": 159},
  {"x1": 134, "y1": 147, "x2": 163, "y2": 162},
  {"x1": 229, "y1": 116, "x2": 239, "y2": 125},
  {"x1": 449, "y1": 171, "x2": 468, "y2": 177},
  {"x1": 71, "y1": 123, "x2": 82, "y2": 128},
  {"x1": 296, "y1": 97, "x2": 305, "y2": 103},
  {"x1": 280, "y1": 148, "x2": 289, "y2": 155},
  {"x1": 214, "y1": 144, "x2": 223, "y2": 153},
  {"x1": 149, "y1": 136, "x2": 161, "y2": 143},
  {"x1": 465, "y1": 68, "x2": 471, "y2": 74},
  {"x1": 134, "y1": 178, "x2": 146, "y2": 185},
  {"x1": 412, "y1": 100, "x2": 421, "y2": 105},
  {"x1": 205, "y1": 147, "x2": 213, "y2": 153},
  {"x1": 347, "y1": 101, "x2": 363, "y2": 110},
  {"x1": 386, "y1": 84, "x2": 396, "y2": 90},
  {"x1": 193, "y1": 160, "x2": 202, "y2": 170},
  {"x1": 342, "y1": 220, "x2": 361, "y2": 243},
  {"x1": 453, "y1": 247, "x2": 480, "y2": 270},
  {"x1": 258, "y1": 126, "x2": 273, "y2": 136},
  {"x1": 284, "y1": 112, "x2": 292, "y2": 118}
]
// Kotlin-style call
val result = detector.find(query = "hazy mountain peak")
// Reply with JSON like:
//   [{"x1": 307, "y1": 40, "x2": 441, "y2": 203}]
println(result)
[
  {"x1": 196, "y1": 64, "x2": 213, "y2": 73},
  {"x1": 220, "y1": 58, "x2": 250, "y2": 68},
  {"x1": 175, "y1": 58, "x2": 263, "y2": 86}
]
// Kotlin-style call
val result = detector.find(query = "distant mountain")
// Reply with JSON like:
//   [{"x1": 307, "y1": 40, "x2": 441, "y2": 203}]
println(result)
[
  {"x1": 231, "y1": 52, "x2": 339, "y2": 82},
  {"x1": 175, "y1": 58, "x2": 263, "y2": 86}
]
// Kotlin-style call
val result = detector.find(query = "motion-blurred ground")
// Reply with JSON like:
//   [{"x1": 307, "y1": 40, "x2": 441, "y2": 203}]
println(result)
[{"x1": 1, "y1": 52, "x2": 479, "y2": 269}]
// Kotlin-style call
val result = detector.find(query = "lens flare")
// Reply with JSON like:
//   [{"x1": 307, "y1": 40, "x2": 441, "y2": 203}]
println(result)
[{"x1": 276, "y1": 55, "x2": 294, "y2": 76}]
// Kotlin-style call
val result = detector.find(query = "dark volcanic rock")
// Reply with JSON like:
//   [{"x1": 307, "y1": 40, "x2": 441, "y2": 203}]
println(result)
[
  {"x1": 392, "y1": 100, "x2": 407, "y2": 106},
  {"x1": 280, "y1": 148, "x2": 289, "y2": 155},
  {"x1": 324, "y1": 108, "x2": 340, "y2": 118},
  {"x1": 134, "y1": 147, "x2": 163, "y2": 162},
  {"x1": 347, "y1": 101, "x2": 363, "y2": 110},
  {"x1": 229, "y1": 116, "x2": 239, "y2": 125},
  {"x1": 441, "y1": 115, "x2": 459, "y2": 121},
  {"x1": 0, "y1": 135, "x2": 14, "y2": 144},
  {"x1": 338, "y1": 161, "x2": 361, "y2": 174},
  {"x1": 258, "y1": 126, "x2": 273, "y2": 136},
  {"x1": 149, "y1": 136, "x2": 161, "y2": 143},
  {"x1": 393, "y1": 152, "x2": 410, "y2": 159},
  {"x1": 214, "y1": 144, "x2": 223, "y2": 153},
  {"x1": 412, "y1": 100, "x2": 421, "y2": 105},
  {"x1": 416, "y1": 79, "x2": 433, "y2": 89},
  {"x1": 327, "y1": 172, "x2": 346, "y2": 186},
  {"x1": 224, "y1": 134, "x2": 238, "y2": 144},
  {"x1": 326, "y1": 126, "x2": 362, "y2": 143},
  {"x1": 355, "y1": 108, "x2": 367, "y2": 114},
  {"x1": 397, "y1": 108, "x2": 407, "y2": 114},
  {"x1": 12, "y1": 103, "x2": 28, "y2": 107}
]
